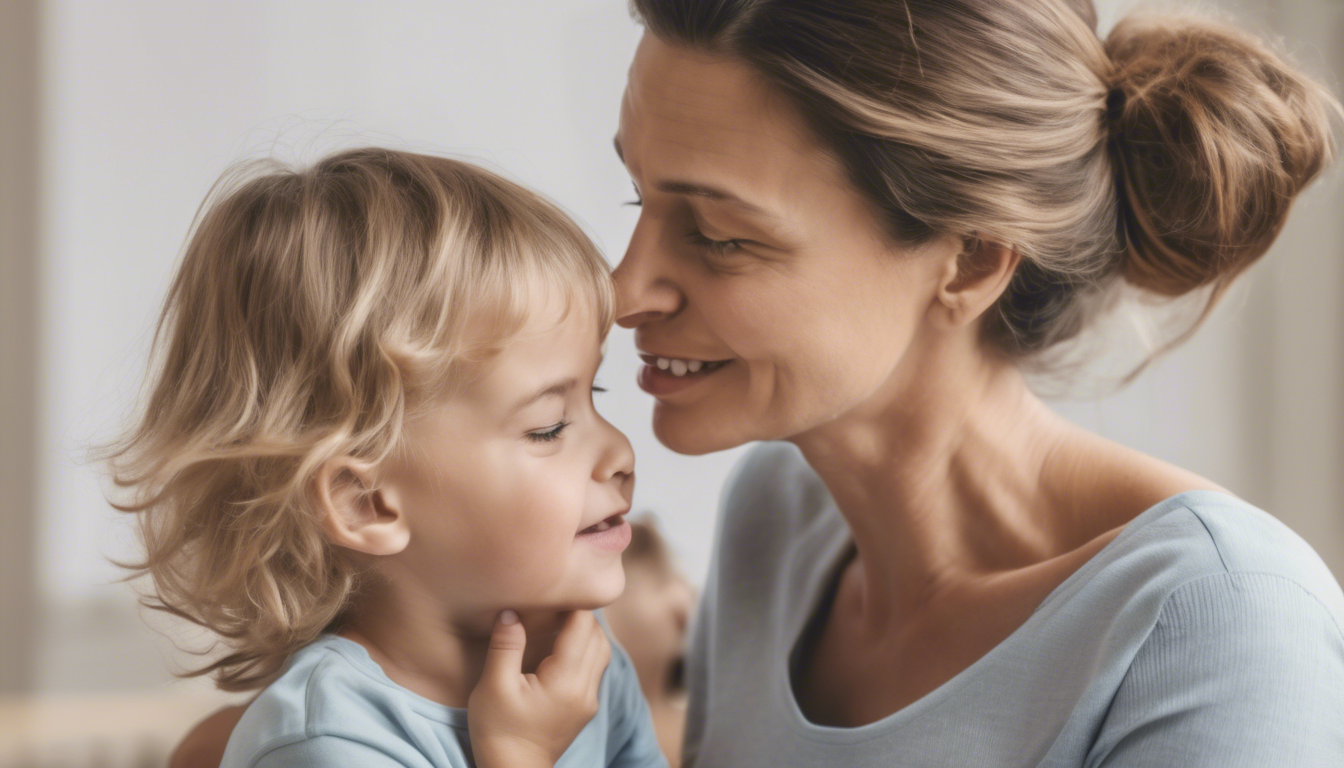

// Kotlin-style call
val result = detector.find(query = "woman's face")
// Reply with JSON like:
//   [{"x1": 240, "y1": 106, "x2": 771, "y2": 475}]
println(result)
[{"x1": 613, "y1": 34, "x2": 960, "y2": 455}]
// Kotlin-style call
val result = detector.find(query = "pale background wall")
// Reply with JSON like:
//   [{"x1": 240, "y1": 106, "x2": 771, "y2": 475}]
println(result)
[
  {"x1": 1, "y1": 0, "x2": 1340, "y2": 709},
  {"x1": 0, "y1": 0, "x2": 42, "y2": 696}
]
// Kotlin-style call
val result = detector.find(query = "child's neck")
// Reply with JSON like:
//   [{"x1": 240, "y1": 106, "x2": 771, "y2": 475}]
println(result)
[{"x1": 336, "y1": 577, "x2": 568, "y2": 708}]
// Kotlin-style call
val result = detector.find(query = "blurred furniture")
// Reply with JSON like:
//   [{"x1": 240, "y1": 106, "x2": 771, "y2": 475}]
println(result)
[{"x1": 0, "y1": 690, "x2": 242, "y2": 768}]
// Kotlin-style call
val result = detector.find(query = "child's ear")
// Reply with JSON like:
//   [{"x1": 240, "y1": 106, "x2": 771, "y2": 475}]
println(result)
[
  {"x1": 312, "y1": 457, "x2": 410, "y2": 557},
  {"x1": 931, "y1": 236, "x2": 1021, "y2": 329}
]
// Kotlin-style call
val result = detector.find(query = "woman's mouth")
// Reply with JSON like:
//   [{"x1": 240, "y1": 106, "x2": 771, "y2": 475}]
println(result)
[{"x1": 637, "y1": 354, "x2": 733, "y2": 397}]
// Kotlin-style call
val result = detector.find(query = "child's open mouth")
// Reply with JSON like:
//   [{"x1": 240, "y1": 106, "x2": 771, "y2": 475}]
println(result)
[
  {"x1": 578, "y1": 514, "x2": 624, "y2": 534},
  {"x1": 575, "y1": 513, "x2": 632, "y2": 551}
]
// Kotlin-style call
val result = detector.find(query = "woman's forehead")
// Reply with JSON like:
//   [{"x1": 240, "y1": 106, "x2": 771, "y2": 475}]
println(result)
[{"x1": 618, "y1": 34, "x2": 837, "y2": 188}]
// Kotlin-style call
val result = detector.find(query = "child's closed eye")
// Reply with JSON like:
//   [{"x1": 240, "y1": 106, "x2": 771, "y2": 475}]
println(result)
[
  {"x1": 525, "y1": 387, "x2": 604, "y2": 443},
  {"x1": 527, "y1": 422, "x2": 570, "y2": 443}
]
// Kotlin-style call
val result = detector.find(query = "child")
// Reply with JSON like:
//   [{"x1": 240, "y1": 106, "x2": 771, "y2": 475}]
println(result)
[{"x1": 108, "y1": 148, "x2": 667, "y2": 768}]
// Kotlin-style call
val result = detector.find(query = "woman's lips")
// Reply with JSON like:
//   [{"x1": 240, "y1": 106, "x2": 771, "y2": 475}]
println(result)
[{"x1": 636, "y1": 355, "x2": 733, "y2": 397}]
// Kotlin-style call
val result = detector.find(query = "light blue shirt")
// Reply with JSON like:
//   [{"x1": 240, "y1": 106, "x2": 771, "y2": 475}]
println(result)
[
  {"x1": 220, "y1": 629, "x2": 666, "y2": 767},
  {"x1": 682, "y1": 442, "x2": 1344, "y2": 767}
]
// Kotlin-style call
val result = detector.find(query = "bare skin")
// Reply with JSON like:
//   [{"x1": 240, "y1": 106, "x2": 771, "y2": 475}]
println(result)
[{"x1": 613, "y1": 35, "x2": 1227, "y2": 729}]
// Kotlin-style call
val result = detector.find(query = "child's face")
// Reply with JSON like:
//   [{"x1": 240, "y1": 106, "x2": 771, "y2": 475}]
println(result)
[{"x1": 383, "y1": 299, "x2": 635, "y2": 618}]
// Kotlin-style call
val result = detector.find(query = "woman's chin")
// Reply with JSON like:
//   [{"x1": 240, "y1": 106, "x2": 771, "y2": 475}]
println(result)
[{"x1": 651, "y1": 403, "x2": 755, "y2": 456}]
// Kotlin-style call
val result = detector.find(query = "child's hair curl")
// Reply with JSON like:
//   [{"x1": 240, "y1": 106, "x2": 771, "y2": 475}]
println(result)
[{"x1": 106, "y1": 148, "x2": 615, "y2": 691}]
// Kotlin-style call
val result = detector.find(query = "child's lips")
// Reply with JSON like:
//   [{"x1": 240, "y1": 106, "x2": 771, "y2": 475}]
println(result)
[
  {"x1": 575, "y1": 512, "x2": 632, "y2": 552},
  {"x1": 577, "y1": 511, "x2": 627, "y2": 535}
]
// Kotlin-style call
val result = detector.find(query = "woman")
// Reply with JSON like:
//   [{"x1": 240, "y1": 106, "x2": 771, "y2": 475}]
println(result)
[
  {"x1": 176, "y1": 0, "x2": 1343, "y2": 765},
  {"x1": 613, "y1": 0, "x2": 1342, "y2": 765}
]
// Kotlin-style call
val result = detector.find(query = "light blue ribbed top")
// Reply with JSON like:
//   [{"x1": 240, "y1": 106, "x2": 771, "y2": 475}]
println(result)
[
  {"x1": 682, "y1": 442, "x2": 1344, "y2": 767},
  {"x1": 219, "y1": 629, "x2": 666, "y2": 767}
]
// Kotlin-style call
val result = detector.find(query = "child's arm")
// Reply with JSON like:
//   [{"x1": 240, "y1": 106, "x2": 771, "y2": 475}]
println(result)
[{"x1": 468, "y1": 610, "x2": 612, "y2": 768}]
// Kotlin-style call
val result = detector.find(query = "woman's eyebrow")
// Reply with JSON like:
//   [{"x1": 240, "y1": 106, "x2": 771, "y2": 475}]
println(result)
[{"x1": 614, "y1": 136, "x2": 779, "y2": 221}]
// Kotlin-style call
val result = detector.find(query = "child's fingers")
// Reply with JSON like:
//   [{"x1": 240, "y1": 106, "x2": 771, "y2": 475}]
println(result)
[
  {"x1": 580, "y1": 626, "x2": 611, "y2": 702},
  {"x1": 566, "y1": 616, "x2": 608, "y2": 695},
  {"x1": 548, "y1": 610, "x2": 598, "y2": 668},
  {"x1": 479, "y1": 610, "x2": 527, "y2": 687},
  {"x1": 535, "y1": 610, "x2": 601, "y2": 689}
]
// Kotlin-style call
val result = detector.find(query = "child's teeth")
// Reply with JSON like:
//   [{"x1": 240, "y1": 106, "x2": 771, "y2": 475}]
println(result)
[
  {"x1": 687, "y1": 360, "x2": 703, "y2": 373},
  {"x1": 670, "y1": 359, "x2": 688, "y2": 376},
  {"x1": 656, "y1": 357, "x2": 671, "y2": 370}
]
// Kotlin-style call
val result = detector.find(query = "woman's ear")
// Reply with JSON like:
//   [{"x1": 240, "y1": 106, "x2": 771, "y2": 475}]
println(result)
[
  {"x1": 312, "y1": 457, "x2": 410, "y2": 557},
  {"x1": 932, "y1": 236, "x2": 1021, "y2": 329}
]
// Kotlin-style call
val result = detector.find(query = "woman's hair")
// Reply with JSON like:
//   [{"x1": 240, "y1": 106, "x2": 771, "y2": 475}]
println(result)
[
  {"x1": 106, "y1": 148, "x2": 615, "y2": 691},
  {"x1": 629, "y1": 0, "x2": 1340, "y2": 362}
]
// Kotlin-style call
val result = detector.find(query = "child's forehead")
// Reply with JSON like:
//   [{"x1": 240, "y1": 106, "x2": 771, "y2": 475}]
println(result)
[
  {"x1": 470, "y1": 290, "x2": 605, "y2": 358},
  {"x1": 493, "y1": 305, "x2": 604, "y2": 371},
  {"x1": 443, "y1": 298, "x2": 605, "y2": 401}
]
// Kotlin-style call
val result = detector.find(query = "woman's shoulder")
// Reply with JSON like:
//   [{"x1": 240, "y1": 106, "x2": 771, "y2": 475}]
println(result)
[
  {"x1": 1067, "y1": 490, "x2": 1344, "y2": 664},
  {"x1": 1120, "y1": 491, "x2": 1344, "y2": 613},
  {"x1": 723, "y1": 440, "x2": 813, "y2": 492},
  {"x1": 715, "y1": 441, "x2": 838, "y2": 548},
  {"x1": 719, "y1": 441, "x2": 831, "y2": 527},
  {"x1": 1086, "y1": 494, "x2": 1344, "y2": 763}
]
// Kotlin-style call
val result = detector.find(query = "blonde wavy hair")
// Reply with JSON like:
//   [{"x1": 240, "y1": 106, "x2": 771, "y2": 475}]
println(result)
[{"x1": 106, "y1": 148, "x2": 616, "y2": 691}]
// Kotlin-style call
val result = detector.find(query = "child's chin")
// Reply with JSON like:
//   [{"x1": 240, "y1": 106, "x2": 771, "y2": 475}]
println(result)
[{"x1": 564, "y1": 571, "x2": 627, "y2": 611}]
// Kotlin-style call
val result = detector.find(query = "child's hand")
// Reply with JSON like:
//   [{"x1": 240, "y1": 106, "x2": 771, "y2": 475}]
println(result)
[{"x1": 468, "y1": 609, "x2": 612, "y2": 768}]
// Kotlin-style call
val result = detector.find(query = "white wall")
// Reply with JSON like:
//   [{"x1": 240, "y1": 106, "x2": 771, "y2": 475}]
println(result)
[
  {"x1": 1, "y1": 0, "x2": 41, "y2": 695},
  {"x1": 32, "y1": 0, "x2": 1343, "y2": 692}
]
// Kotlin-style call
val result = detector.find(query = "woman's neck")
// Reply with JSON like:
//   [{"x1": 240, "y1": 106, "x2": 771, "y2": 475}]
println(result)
[
  {"x1": 336, "y1": 575, "x2": 567, "y2": 708},
  {"x1": 790, "y1": 339, "x2": 1105, "y2": 628}
]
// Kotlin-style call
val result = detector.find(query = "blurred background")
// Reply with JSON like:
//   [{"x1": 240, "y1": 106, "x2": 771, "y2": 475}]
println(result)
[{"x1": 1, "y1": 0, "x2": 1341, "y2": 765}]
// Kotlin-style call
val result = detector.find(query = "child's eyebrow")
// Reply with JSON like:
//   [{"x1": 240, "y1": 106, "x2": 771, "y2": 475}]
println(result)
[{"x1": 511, "y1": 378, "x2": 578, "y2": 412}]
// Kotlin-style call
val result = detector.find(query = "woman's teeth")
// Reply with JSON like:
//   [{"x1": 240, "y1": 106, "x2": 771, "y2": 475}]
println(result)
[{"x1": 654, "y1": 357, "x2": 727, "y2": 377}]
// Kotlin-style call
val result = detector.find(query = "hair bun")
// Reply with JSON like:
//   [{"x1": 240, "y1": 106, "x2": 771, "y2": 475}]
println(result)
[{"x1": 1106, "y1": 14, "x2": 1339, "y2": 297}]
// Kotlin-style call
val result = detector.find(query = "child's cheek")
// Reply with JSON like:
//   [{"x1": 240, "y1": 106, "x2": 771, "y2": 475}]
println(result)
[{"x1": 476, "y1": 506, "x2": 572, "y2": 589}]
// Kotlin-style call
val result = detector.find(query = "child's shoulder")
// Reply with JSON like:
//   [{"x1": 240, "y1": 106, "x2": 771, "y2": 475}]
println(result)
[{"x1": 219, "y1": 635, "x2": 463, "y2": 768}]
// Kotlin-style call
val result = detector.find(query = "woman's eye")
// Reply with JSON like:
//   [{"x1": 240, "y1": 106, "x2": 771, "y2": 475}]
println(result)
[
  {"x1": 624, "y1": 182, "x2": 642, "y2": 208},
  {"x1": 527, "y1": 421, "x2": 569, "y2": 444},
  {"x1": 685, "y1": 228, "x2": 742, "y2": 257}
]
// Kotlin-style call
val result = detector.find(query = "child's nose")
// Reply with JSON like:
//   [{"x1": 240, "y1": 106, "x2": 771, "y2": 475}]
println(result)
[{"x1": 594, "y1": 416, "x2": 635, "y2": 489}]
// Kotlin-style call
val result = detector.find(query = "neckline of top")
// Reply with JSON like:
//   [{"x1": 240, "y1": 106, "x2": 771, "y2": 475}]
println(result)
[{"x1": 778, "y1": 488, "x2": 1246, "y2": 742}]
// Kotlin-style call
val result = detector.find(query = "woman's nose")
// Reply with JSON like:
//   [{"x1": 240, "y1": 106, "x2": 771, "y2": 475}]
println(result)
[{"x1": 612, "y1": 218, "x2": 681, "y2": 328}]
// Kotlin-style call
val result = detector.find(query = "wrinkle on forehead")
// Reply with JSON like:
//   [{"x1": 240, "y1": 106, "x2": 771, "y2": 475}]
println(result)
[{"x1": 621, "y1": 34, "x2": 849, "y2": 211}]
